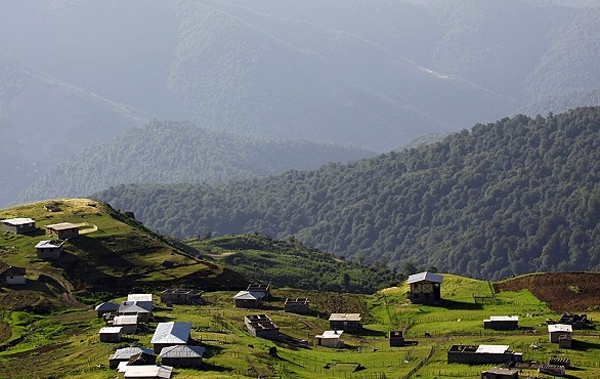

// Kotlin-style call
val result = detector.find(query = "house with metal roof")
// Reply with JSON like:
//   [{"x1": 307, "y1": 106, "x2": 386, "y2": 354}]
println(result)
[
  {"x1": 233, "y1": 291, "x2": 266, "y2": 308},
  {"x1": 447, "y1": 344, "x2": 522, "y2": 364},
  {"x1": 246, "y1": 283, "x2": 271, "y2": 300},
  {"x1": 0, "y1": 262, "x2": 26, "y2": 286},
  {"x1": 328, "y1": 313, "x2": 362, "y2": 332},
  {"x1": 112, "y1": 315, "x2": 138, "y2": 334},
  {"x1": 316, "y1": 330, "x2": 344, "y2": 348},
  {"x1": 99, "y1": 326, "x2": 123, "y2": 343},
  {"x1": 159, "y1": 345, "x2": 205, "y2": 368},
  {"x1": 118, "y1": 301, "x2": 152, "y2": 323},
  {"x1": 1, "y1": 218, "x2": 36, "y2": 234},
  {"x1": 35, "y1": 240, "x2": 65, "y2": 260},
  {"x1": 45, "y1": 222, "x2": 79, "y2": 240},
  {"x1": 94, "y1": 301, "x2": 120, "y2": 318},
  {"x1": 151, "y1": 322, "x2": 192, "y2": 354},
  {"x1": 548, "y1": 324, "x2": 573, "y2": 348},
  {"x1": 407, "y1": 271, "x2": 443, "y2": 305},
  {"x1": 483, "y1": 316, "x2": 519, "y2": 330},
  {"x1": 109, "y1": 347, "x2": 154, "y2": 369}
]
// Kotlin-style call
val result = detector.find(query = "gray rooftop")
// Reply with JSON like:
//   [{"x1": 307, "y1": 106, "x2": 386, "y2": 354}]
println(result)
[
  {"x1": 407, "y1": 271, "x2": 444, "y2": 284},
  {"x1": 158, "y1": 345, "x2": 205, "y2": 358},
  {"x1": 151, "y1": 322, "x2": 191, "y2": 344}
]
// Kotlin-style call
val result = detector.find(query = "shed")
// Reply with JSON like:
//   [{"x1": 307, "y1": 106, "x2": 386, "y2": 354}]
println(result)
[
  {"x1": 407, "y1": 271, "x2": 443, "y2": 305},
  {"x1": 316, "y1": 330, "x2": 344, "y2": 348},
  {"x1": 160, "y1": 289, "x2": 204, "y2": 305},
  {"x1": 233, "y1": 291, "x2": 265, "y2": 308},
  {"x1": 99, "y1": 326, "x2": 122, "y2": 342},
  {"x1": 447, "y1": 344, "x2": 522, "y2": 364},
  {"x1": 481, "y1": 367, "x2": 519, "y2": 379},
  {"x1": 0, "y1": 263, "x2": 26, "y2": 285},
  {"x1": 109, "y1": 347, "x2": 154, "y2": 369},
  {"x1": 329, "y1": 313, "x2": 362, "y2": 332},
  {"x1": 94, "y1": 301, "x2": 120, "y2": 318},
  {"x1": 122, "y1": 365, "x2": 173, "y2": 379},
  {"x1": 244, "y1": 314, "x2": 279, "y2": 340},
  {"x1": 548, "y1": 324, "x2": 573, "y2": 343},
  {"x1": 1, "y1": 218, "x2": 36, "y2": 234},
  {"x1": 284, "y1": 298, "x2": 309, "y2": 314},
  {"x1": 483, "y1": 316, "x2": 519, "y2": 330},
  {"x1": 389, "y1": 330, "x2": 405, "y2": 347},
  {"x1": 45, "y1": 222, "x2": 79, "y2": 240},
  {"x1": 35, "y1": 240, "x2": 65, "y2": 260},
  {"x1": 112, "y1": 315, "x2": 138, "y2": 334},
  {"x1": 151, "y1": 322, "x2": 192, "y2": 354},
  {"x1": 159, "y1": 345, "x2": 205, "y2": 368}
]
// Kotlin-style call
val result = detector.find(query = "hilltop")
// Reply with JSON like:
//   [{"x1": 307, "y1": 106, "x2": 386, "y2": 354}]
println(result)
[
  {"x1": 0, "y1": 199, "x2": 247, "y2": 307},
  {"x1": 94, "y1": 107, "x2": 600, "y2": 280}
]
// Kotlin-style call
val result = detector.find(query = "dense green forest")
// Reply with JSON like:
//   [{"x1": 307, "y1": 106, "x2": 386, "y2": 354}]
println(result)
[
  {"x1": 186, "y1": 234, "x2": 403, "y2": 294},
  {"x1": 94, "y1": 107, "x2": 600, "y2": 280},
  {"x1": 18, "y1": 121, "x2": 374, "y2": 203}
]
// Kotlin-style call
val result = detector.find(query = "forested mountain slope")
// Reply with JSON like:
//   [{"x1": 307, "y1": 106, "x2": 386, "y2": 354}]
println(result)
[
  {"x1": 94, "y1": 107, "x2": 600, "y2": 280},
  {"x1": 17, "y1": 121, "x2": 374, "y2": 203}
]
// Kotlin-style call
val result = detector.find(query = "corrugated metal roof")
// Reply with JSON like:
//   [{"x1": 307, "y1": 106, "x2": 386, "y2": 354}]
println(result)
[
  {"x1": 113, "y1": 316, "x2": 138, "y2": 325},
  {"x1": 123, "y1": 365, "x2": 172, "y2": 379},
  {"x1": 548, "y1": 324, "x2": 573, "y2": 333},
  {"x1": 407, "y1": 271, "x2": 444, "y2": 284},
  {"x1": 486, "y1": 316, "x2": 519, "y2": 321},
  {"x1": 316, "y1": 330, "x2": 344, "y2": 339},
  {"x1": 119, "y1": 302, "x2": 151, "y2": 314},
  {"x1": 159, "y1": 345, "x2": 205, "y2": 358},
  {"x1": 475, "y1": 345, "x2": 510, "y2": 354},
  {"x1": 35, "y1": 240, "x2": 65, "y2": 249},
  {"x1": 99, "y1": 327, "x2": 122, "y2": 334},
  {"x1": 94, "y1": 302, "x2": 119, "y2": 312},
  {"x1": 1, "y1": 218, "x2": 35, "y2": 225},
  {"x1": 45, "y1": 222, "x2": 79, "y2": 230},
  {"x1": 151, "y1": 322, "x2": 191, "y2": 344},
  {"x1": 329, "y1": 313, "x2": 362, "y2": 322},
  {"x1": 233, "y1": 291, "x2": 265, "y2": 300},
  {"x1": 111, "y1": 347, "x2": 154, "y2": 360}
]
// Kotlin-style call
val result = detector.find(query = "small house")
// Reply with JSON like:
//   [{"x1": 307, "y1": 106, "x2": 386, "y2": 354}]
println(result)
[
  {"x1": 122, "y1": 365, "x2": 173, "y2": 379},
  {"x1": 1, "y1": 218, "x2": 36, "y2": 234},
  {"x1": 45, "y1": 222, "x2": 79, "y2": 239},
  {"x1": 548, "y1": 324, "x2": 573, "y2": 343},
  {"x1": 118, "y1": 301, "x2": 152, "y2": 323},
  {"x1": 35, "y1": 240, "x2": 65, "y2": 260},
  {"x1": 481, "y1": 367, "x2": 519, "y2": 379},
  {"x1": 407, "y1": 271, "x2": 443, "y2": 305},
  {"x1": 159, "y1": 345, "x2": 205, "y2": 368},
  {"x1": 389, "y1": 331, "x2": 405, "y2": 347},
  {"x1": 160, "y1": 289, "x2": 204, "y2": 305},
  {"x1": 247, "y1": 283, "x2": 271, "y2": 300},
  {"x1": 447, "y1": 344, "x2": 522, "y2": 364},
  {"x1": 233, "y1": 291, "x2": 265, "y2": 308},
  {"x1": 109, "y1": 347, "x2": 154, "y2": 369},
  {"x1": 244, "y1": 314, "x2": 279, "y2": 340},
  {"x1": 284, "y1": 298, "x2": 309, "y2": 314},
  {"x1": 99, "y1": 326, "x2": 122, "y2": 342},
  {"x1": 329, "y1": 313, "x2": 362, "y2": 332},
  {"x1": 0, "y1": 263, "x2": 26, "y2": 286},
  {"x1": 316, "y1": 330, "x2": 344, "y2": 348},
  {"x1": 483, "y1": 316, "x2": 519, "y2": 330},
  {"x1": 151, "y1": 322, "x2": 192, "y2": 354},
  {"x1": 112, "y1": 315, "x2": 138, "y2": 334},
  {"x1": 559, "y1": 313, "x2": 588, "y2": 329},
  {"x1": 94, "y1": 301, "x2": 120, "y2": 318}
]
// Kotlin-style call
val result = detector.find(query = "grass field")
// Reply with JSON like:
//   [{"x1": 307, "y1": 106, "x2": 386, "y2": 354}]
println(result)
[{"x1": 2, "y1": 274, "x2": 600, "y2": 378}]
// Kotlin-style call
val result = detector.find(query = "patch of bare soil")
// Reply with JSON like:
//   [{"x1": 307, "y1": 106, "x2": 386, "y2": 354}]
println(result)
[{"x1": 494, "y1": 272, "x2": 600, "y2": 312}]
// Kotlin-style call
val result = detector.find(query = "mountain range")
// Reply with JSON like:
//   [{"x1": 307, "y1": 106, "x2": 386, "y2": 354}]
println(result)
[{"x1": 93, "y1": 107, "x2": 600, "y2": 281}]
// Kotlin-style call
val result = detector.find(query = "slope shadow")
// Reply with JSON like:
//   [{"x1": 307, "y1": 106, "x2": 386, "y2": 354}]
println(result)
[{"x1": 441, "y1": 299, "x2": 484, "y2": 310}]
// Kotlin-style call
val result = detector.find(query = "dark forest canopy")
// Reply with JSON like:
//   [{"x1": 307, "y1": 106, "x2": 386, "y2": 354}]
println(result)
[{"x1": 94, "y1": 107, "x2": 600, "y2": 280}]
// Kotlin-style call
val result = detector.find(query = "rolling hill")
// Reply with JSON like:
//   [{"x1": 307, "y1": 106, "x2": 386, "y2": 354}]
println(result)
[
  {"x1": 93, "y1": 107, "x2": 600, "y2": 280},
  {"x1": 16, "y1": 121, "x2": 375, "y2": 203}
]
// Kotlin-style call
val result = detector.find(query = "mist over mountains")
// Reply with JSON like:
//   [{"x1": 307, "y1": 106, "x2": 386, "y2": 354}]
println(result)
[{"x1": 1, "y1": 0, "x2": 600, "y2": 208}]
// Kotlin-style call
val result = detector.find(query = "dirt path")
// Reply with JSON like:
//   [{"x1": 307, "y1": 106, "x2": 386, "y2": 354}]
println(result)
[{"x1": 31, "y1": 269, "x2": 88, "y2": 310}]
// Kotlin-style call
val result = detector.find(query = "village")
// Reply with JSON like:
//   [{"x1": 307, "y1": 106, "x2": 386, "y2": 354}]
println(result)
[{"x1": 1, "y1": 207, "x2": 599, "y2": 379}]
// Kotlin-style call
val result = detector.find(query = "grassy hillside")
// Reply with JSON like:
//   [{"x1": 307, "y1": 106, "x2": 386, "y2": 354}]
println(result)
[
  {"x1": 185, "y1": 234, "x2": 403, "y2": 294},
  {"x1": 2, "y1": 272, "x2": 600, "y2": 378},
  {"x1": 93, "y1": 107, "x2": 600, "y2": 280},
  {"x1": 0, "y1": 199, "x2": 247, "y2": 299}
]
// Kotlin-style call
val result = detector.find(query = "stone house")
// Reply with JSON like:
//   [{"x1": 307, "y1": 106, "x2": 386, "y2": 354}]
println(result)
[
  {"x1": 99, "y1": 326, "x2": 123, "y2": 343},
  {"x1": 35, "y1": 240, "x2": 65, "y2": 260},
  {"x1": 1, "y1": 218, "x2": 36, "y2": 234},
  {"x1": 284, "y1": 298, "x2": 309, "y2": 314},
  {"x1": 45, "y1": 222, "x2": 79, "y2": 240},
  {"x1": 244, "y1": 314, "x2": 279, "y2": 340}
]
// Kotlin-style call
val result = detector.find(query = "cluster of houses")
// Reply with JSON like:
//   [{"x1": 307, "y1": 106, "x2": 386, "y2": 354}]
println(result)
[{"x1": 96, "y1": 292, "x2": 206, "y2": 379}]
